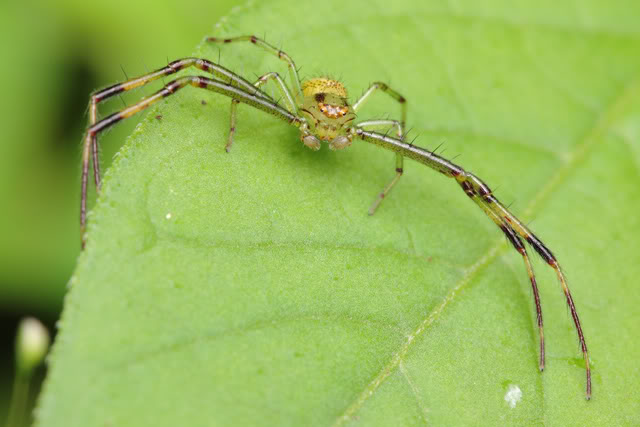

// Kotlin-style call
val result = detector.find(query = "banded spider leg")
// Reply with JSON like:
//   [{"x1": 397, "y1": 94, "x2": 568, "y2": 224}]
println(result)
[
  {"x1": 354, "y1": 128, "x2": 589, "y2": 398},
  {"x1": 80, "y1": 34, "x2": 590, "y2": 398},
  {"x1": 81, "y1": 57, "x2": 279, "y2": 242},
  {"x1": 208, "y1": 36, "x2": 302, "y2": 152},
  {"x1": 81, "y1": 63, "x2": 301, "y2": 247},
  {"x1": 352, "y1": 81, "x2": 408, "y2": 214},
  {"x1": 226, "y1": 71, "x2": 298, "y2": 152}
]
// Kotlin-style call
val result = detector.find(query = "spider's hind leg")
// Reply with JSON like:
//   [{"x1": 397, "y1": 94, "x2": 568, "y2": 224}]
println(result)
[
  {"x1": 369, "y1": 152, "x2": 403, "y2": 215},
  {"x1": 225, "y1": 71, "x2": 298, "y2": 152},
  {"x1": 356, "y1": 120, "x2": 405, "y2": 215},
  {"x1": 351, "y1": 82, "x2": 408, "y2": 214},
  {"x1": 227, "y1": 99, "x2": 240, "y2": 153}
]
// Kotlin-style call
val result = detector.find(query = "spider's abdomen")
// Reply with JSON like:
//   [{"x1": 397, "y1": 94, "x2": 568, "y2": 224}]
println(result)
[{"x1": 302, "y1": 77, "x2": 348, "y2": 98}]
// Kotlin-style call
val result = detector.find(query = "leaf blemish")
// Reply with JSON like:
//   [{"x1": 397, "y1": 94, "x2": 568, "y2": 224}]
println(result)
[{"x1": 504, "y1": 384, "x2": 522, "y2": 409}]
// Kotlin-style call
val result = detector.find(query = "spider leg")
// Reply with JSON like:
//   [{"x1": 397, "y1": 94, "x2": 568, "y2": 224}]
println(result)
[
  {"x1": 226, "y1": 71, "x2": 298, "y2": 152},
  {"x1": 207, "y1": 35, "x2": 304, "y2": 105},
  {"x1": 86, "y1": 58, "x2": 273, "y2": 190},
  {"x1": 475, "y1": 199, "x2": 545, "y2": 371},
  {"x1": 254, "y1": 72, "x2": 298, "y2": 113},
  {"x1": 80, "y1": 75, "x2": 302, "y2": 247},
  {"x1": 352, "y1": 82, "x2": 407, "y2": 130},
  {"x1": 227, "y1": 100, "x2": 240, "y2": 153},
  {"x1": 460, "y1": 172, "x2": 587, "y2": 386},
  {"x1": 353, "y1": 128, "x2": 590, "y2": 399},
  {"x1": 355, "y1": 120, "x2": 405, "y2": 215},
  {"x1": 356, "y1": 119, "x2": 403, "y2": 139},
  {"x1": 350, "y1": 82, "x2": 408, "y2": 213},
  {"x1": 515, "y1": 236, "x2": 545, "y2": 372}
]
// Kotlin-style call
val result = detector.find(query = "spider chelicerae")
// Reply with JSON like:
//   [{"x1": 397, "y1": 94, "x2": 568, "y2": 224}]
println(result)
[{"x1": 80, "y1": 35, "x2": 591, "y2": 399}]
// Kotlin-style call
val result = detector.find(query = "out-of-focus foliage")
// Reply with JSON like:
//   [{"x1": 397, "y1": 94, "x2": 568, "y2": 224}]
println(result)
[
  {"x1": 0, "y1": 0, "x2": 238, "y2": 313},
  {"x1": 37, "y1": 0, "x2": 640, "y2": 425},
  {"x1": 0, "y1": 0, "x2": 239, "y2": 423}
]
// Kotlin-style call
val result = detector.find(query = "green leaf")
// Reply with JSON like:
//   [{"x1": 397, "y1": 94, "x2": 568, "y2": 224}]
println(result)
[{"x1": 37, "y1": 1, "x2": 640, "y2": 425}]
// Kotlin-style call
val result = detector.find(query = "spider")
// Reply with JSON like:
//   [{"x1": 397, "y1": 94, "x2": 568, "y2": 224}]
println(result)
[{"x1": 80, "y1": 35, "x2": 591, "y2": 399}]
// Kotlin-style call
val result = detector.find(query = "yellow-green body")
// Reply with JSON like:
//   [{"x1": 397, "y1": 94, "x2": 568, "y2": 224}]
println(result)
[{"x1": 299, "y1": 78, "x2": 356, "y2": 149}]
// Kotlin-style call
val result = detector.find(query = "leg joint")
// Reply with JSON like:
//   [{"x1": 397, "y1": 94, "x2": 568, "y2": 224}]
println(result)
[
  {"x1": 500, "y1": 224, "x2": 525, "y2": 252},
  {"x1": 372, "y1": 81, "x2": 388, "y2": 90},
  {"x1": 460, "y1": 180, "x2": 475, "y2": 198}
]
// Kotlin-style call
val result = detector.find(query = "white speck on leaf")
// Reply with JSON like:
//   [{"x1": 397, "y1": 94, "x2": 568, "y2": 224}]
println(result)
[
  {"x1": 166, "y1": 213, "x2": 172, "y2": 220},
  {"x1": 504, "y1": 384, "x2": 522, "y2": 408}
]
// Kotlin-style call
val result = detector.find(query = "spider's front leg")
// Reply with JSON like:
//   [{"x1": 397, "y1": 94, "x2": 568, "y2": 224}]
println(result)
[
  {"x1": 80, "y1": 74, "x2": 301, "y2": 247},
  {"x1": 355, "y1": 128, "x2": 591, "y2": 399},
  {"x1": 80, "y1": 57, "x2": 276, "y2": 245},
  {"x1": 457, "y1": 174, "x2": 545, "y2": 372}
]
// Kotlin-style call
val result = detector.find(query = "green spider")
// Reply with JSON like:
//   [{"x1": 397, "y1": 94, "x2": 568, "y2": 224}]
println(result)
[{"x1": 80, "y1": 35, "x2": 591, "y2": 399}]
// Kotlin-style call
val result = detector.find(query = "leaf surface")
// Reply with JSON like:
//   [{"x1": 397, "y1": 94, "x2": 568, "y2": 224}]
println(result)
[{"x1": 37, "y1": 1, "x2": 640, "y2": 425}]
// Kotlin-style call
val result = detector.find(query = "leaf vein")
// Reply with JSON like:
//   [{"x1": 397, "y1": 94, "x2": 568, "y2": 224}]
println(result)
[{"x1": 399, "y1": 361, "x2": 430, "y2": 425}]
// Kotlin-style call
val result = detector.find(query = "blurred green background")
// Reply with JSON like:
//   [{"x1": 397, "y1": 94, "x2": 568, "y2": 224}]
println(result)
[{"x1": 0, "y1": 0, "x2": 240, "y2": 422}]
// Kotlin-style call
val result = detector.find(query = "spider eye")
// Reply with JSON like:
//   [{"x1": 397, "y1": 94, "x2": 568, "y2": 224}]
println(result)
[{"x1": 317, "y1": 102, "x2": 348, "y2": 119}]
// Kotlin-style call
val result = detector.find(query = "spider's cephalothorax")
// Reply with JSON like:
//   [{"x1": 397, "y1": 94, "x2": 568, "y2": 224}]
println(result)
[
  {"x1": 79, "y1": 35, "x2": 591, "y2": 399},
  {"x1": 298, "y1": 78, "x2": 356, "y2": 150}
]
